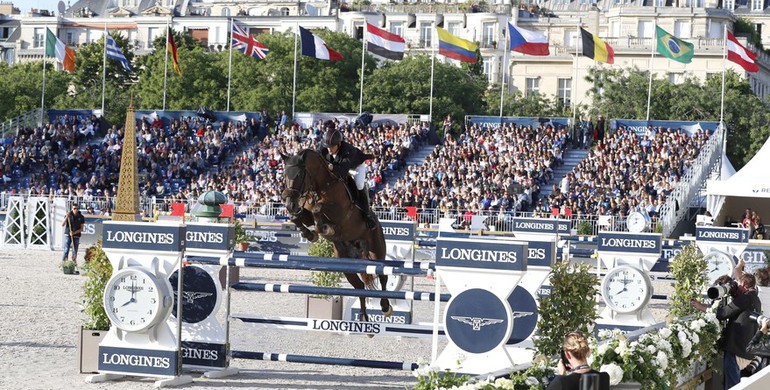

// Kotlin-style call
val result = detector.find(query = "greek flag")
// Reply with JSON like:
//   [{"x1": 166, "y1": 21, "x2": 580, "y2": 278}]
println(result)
[{"x1": 106, "y1": 33, "x2": 132, "y2": 72}]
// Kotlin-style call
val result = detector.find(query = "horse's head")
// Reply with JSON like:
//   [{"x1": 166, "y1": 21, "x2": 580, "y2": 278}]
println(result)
[{"x1": 281, "y1": 151, "x2": 307, "y2": 216}]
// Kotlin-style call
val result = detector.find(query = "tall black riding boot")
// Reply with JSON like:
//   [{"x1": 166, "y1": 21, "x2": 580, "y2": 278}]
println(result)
[{"x1": 357, "y1": 188, "x2": 377, "y2": 230}]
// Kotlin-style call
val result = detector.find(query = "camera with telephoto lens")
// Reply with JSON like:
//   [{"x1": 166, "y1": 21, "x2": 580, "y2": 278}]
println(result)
[
  {"x1": 749, "y1": 311, "x2": 770, "y2": 326},
  {"x1": 707, "y1": 280, "x2": 739, "y2": 300}
]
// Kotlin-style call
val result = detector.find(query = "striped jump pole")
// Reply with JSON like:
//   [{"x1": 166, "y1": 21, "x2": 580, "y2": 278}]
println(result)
[
  {"x1": 232, "y1": 282, "x2": 451, "y2": 302},
  {"x1": 234, "y1": 251, "x2": 436, "y2": 270},
  {"x1": 232, "y1": 314, "x2": 445, "y2": 338},
  {"x1": 187, "y1": 256, "x2": 429, "y2": 276},
  {"x1": 231, "y1": 350, "x2": 418, "y2": 371}
]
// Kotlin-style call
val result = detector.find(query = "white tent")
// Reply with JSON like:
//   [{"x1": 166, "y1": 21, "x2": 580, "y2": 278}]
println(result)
[{"x1": 707, "y1": 136, "x2": 770, "y2": 226}]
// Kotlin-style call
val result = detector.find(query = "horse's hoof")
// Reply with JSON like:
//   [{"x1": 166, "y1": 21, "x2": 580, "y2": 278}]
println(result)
[{"x1": 366, "y1": 334, "x2": 375, "y2": 339}]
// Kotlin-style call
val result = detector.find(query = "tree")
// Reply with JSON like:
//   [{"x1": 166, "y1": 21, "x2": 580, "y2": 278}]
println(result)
[
  {"x1": 585, "y1": 66, "x2": 770, "y2": 169},
  {"x1": 0, "y1": 61, "x2": 69, "y2": 122}
]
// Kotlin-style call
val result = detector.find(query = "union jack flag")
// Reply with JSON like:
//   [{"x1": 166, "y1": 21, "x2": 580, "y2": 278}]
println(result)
[{"x1": 231, "y1": 20, "x2": 268, "y2": 59}]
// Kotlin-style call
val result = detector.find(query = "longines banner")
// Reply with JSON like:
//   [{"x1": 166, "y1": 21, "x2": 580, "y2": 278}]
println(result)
[
  {"x1": 185, "y1": 223, "x2": 234, "y2": 251},
  {"x1": 435, "y1": 238, "x2": 527, "y2": 271},
  {"x1": 597, "y1": 232, "x2": 662, "y2": 255},
  {"x1": 511, "y1": 218, "x2": 560, "y2": 235},
  {"x1": 244, "y1": 226, "x2": 309, "y2": 254},
  {"x1": 695, "y1": 226, "x2": 750, "y2": 244},
  {"x1": 609, "y1": 119, "x2": 718, "y2": 136},
  {"x1": 465, "y1": 116, "x2": 569, "y2": 129},
  {"x1": 527, "y1": 240, "x2": 556, "y2": 268},
  {"x1": 380, "y1": 220, "x2": 416, "y2": 242},
  {"x1": 98, "y1": 346, "x2": 178, "y2": 376},
  {"x1": 102, "y1": 222, "x2": 185, "y2": 252},
  {"x1": 79, "y1": 217, "x2": 105, "y2": 247}
]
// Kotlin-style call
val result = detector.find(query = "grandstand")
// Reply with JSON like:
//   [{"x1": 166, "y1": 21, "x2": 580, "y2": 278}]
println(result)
[{"x1": 0, "y1": 109, "x2": 729, "y2": 237}]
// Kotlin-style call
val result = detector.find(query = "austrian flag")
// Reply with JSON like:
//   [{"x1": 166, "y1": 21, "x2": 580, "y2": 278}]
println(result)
[
  {"x1": 299, "y1": 26, "x2": 344, "y2": 61},
  {"x1": 726, "y1": 31, "x2": 759, "y2": 73}
]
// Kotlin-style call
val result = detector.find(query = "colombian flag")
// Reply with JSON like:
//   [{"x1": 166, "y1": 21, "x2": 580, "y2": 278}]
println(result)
[
  {"x1": 436, "y1": 27, "x2": 478, "y2": 63},
  {"x1": 580, "y1": 28, "x2": 614, "y2": 64}
]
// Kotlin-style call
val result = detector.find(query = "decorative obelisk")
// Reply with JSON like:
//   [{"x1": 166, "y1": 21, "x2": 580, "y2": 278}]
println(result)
[{"x1": 112, "y1": 101, "x2": 142, "y2": 221}]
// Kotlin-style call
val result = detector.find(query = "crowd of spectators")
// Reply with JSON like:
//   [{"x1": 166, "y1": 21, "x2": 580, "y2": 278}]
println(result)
[
  {"x1": 540, "y1": 125, "x2": 709, "y2": 220},
  {"x1": 1, "y1": 111, "x2": 430, "y2": 217},
  {"x1": 371, "y1": 121, "x2": 571, "y2": 227}
]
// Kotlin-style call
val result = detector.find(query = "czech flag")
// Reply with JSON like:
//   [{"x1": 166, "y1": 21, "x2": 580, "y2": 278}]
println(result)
[{"x1": 508, "y1": 23, "x2": 550, "y2": 56}]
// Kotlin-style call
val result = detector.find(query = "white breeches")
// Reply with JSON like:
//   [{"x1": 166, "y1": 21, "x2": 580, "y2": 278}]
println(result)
[{"x1": 350, "y1": 163, "x2": 367, "y2": 190}]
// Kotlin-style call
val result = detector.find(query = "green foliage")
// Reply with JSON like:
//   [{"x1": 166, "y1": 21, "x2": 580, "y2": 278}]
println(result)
[
  {"x1": 0, "y1": 61, "x2": 69, "y2": 121},
  {"x1": 81, "y1": 241, "x2": 113, "y2": 330},
  {"x1": 461, "y1": 48, "x2": 484, "y2": 79},
  {"x1": 535, "y1": 261, "x2": 598, "y2": 357},
  {"x1": 412, "y1": 359, "x2": 554, "y2": 389},
  {"x1": 31, "y1": 206, "x2": 47, "y2": 245},
  {"x1": 577, "y1": 220, "x2": 593, "y2": 236},
  {"x1": 60, "y1": 259, "x2": 76, "y2": 272},
  {"x1": 307, "y1": 237, "x2": 342, "y2": 293},
  {"x1": 734, "y1": 18, "x2": 764, "y2": 51},
  {"x1": 485, "y1": 87, "x2": 570, "y2": 117},
  {"x1": 412, "y1": 369, "x2": 472, "y2": 390},
  {"x1": 233, "y1": 219, "x2": 249, "y2": 243},
  {"x1": 669, "y1": 244, "x2": 707, "y2": 318},
  {"x1": 585, "y1": 66, "x2": 770, "y2": 169},
  {"x1": 7, "y1": 207, "x2": 21, "y2": 240}
]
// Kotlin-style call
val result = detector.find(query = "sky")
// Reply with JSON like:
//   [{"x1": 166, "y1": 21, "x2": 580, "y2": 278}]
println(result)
[{"x1": 10, "y1": 0, "x2": 66, "y2": 14}]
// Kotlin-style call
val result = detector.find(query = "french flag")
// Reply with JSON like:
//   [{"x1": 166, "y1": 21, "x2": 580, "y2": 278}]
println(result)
[
  {"x1": 299, "y1": 26, "x2": 344, "y2": 61},
  {"x1": 508, "y1": 22, "x2": 550, "y2": 56}
]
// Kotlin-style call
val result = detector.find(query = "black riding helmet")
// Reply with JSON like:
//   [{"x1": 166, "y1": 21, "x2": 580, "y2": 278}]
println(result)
[{"x1": 322, "y1": 121, "x2": 342, "y2": 148}]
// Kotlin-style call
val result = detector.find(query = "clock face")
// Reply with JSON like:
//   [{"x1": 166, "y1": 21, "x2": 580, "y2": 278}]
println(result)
[
  {"x1": 601, "y1": 266, "x2": 652, "y2": 314},
  {"x1": 104, "y1": 267, "x2": 171, "y2": 332},
  {"x1": 627, "y1": 212, "x2": 649, "y2": 233},
  {"x1": 704, "y1": 251, "x2": 735, "y2": 285}
]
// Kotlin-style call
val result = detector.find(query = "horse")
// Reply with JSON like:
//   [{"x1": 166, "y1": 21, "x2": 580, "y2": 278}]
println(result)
[{"x1": 281, "y1": 148, "x2": 392, "y2": 322}]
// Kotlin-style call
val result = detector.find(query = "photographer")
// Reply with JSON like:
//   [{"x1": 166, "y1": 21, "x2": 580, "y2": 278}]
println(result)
[
  {"x1": 747, "y1": 317, "x2": 770, "y2": 357},
  {"x1": 694, "y1": 273, "x2": 761, "y2": 389},
  {"x1": 546, "y1": 331, "x2": 609, "y2": 390}
]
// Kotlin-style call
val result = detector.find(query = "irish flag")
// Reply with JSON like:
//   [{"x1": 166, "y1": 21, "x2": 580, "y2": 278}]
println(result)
[{"x1": 45, "y1": 28, "x2": 75, "y2": 72}]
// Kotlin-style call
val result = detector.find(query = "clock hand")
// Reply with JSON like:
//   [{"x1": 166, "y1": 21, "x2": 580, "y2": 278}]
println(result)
[{"x1": 120, "y1": 298, "x2": 135, "y2": 307}]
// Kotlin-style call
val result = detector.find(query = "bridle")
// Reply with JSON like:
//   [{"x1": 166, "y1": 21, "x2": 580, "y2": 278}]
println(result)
[{"x1": 283, "y1": 150, "x2": 346, "y2": 218}]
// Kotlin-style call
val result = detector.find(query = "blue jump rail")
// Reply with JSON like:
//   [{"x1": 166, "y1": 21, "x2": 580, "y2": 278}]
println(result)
[
  {"x1": 234, "y1": 250, "x2": 436, "y2": 270},
  {"x1": 232, "y1": 350, "x2": 419, "y2": 371},
  {"x1": 232, "y1": 282, "x2": 451, "y2": 302},
  {"x1": 187, "y1": 255, "x2": 429, "y2": 276}
]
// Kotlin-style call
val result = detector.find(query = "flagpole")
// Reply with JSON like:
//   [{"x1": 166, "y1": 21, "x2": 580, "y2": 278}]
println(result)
[
  {"x1": 163, "y1": 19, "x2": 170, "y2": 111},
  {"x1": 572, "y1": 20, "x2": 579, "y2": 135},
  {"x1": 428, "y1": 25, "x2": 436, "y2": 122},
  {"x1": 101, "y1": 23, "x2": 108, "y2": 116},
  {"x1": 41, "y1": 25, "x2": 48, "y2": 125},
  {"x1": 226, "y1": 17, "x2": 234, "y2": 112},
  {"x1": 645, "y1": 31, "x2": 655, "y2": 122},
  {"x1": 291, "y1": 24, "x2": 299, "y2": 119},
  {"x1": 719, "y1": 24, "x2": 727, "y2": 127},
  {"x1": 358, "y1": 25, "x2": 366, "y2": 115},
  {"x1": 499, "y1": 19, "x2": 509, "y2": 118}
]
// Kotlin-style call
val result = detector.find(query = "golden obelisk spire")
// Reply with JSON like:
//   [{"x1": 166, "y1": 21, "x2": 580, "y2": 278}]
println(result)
[{"x1": 112, "y1": 100, "x2": 141, "y2": 221}]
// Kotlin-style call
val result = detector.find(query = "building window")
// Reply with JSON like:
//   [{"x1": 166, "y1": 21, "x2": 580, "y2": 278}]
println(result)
[
  {"x1": 674, "y1": 21, "x2": 691, "y2": 39},
  {"x1": 221, "y1": 7, "x2": 230, "y2": 17},
  {"x1": 420, "y1": 22, "x2": 432, "y2": 48},
  {"x1": 668, "y1": 73, "x2": 684, "y2": 85},
  {"x1": 611, "y1": 21, "x2": 621, "y2": 37},
  {"x1": 481, "y1": 22, "x2": 494, "y2": 48},
  {"x1": 147, "y1": 27, "x2": 158, "y2": 49},
  {"x1": 390, "y1": 22, "x2": 404, "y2": 37},
  {"x1": 33, "y1": 28, "x2": 44, "y2": 48},
  {"x1": 526, "y1": 77, "x2": 540, "y2": 97},
  {"x1": 752, "y1": 0, "x2": 763, "y2": 11},
  {"x1": 654, "y1": 0, "x2": 665, "y2": 6},
  {"x1": 66, "y1": 32, "x2": 75, "y2": 46},
  {"x1": 558, "y1": 78, "x2": 572, "y2": 106},
  {"x1": 483, "y1": 58, "x2": 493, "y2": 82},
  {"x1": 724, "y1": 0, "x2": 735, "y2": 10},
  {"x1": 447, "y1": 22, "x2": 461, "y2": 36},
  {"x1": 280, "y1": 7, "x2": 290, "y2": 16},
  {"x1": 637, "y1": 21, "x2": 653, "y2": 38}
]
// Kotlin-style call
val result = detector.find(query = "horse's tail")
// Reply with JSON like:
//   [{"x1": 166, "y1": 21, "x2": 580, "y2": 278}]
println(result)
[{"x1": 360, "y1": 273, "x2": 376, "y2": 290}]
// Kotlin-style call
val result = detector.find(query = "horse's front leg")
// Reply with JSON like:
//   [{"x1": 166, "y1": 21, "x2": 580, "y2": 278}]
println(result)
[
  {"x1": 377, "y1": 275, "x2": 393, "y2": 317},
  {"x1": 290, "y1": 209, "x2": 317, "y2": 242},
  {"x1": 312, "y1": 203, "x2": 337, "y2": 237},
  {"x1": 343, "y1": 273, "x2": 369, "y2": 322}
]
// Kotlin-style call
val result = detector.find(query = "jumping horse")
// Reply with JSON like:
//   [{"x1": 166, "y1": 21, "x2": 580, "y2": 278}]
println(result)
[{"x1": 281, "y1": 148, "x2": 392, "y2": 322}]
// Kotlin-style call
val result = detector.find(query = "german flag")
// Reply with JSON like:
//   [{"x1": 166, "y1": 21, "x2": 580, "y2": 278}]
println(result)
[
  {"x1": 167, "y1": 27, "x2": 181, "y2": 75},
  {"x1": 580, "y1": 28, "x2": 614, "y2": 64}
]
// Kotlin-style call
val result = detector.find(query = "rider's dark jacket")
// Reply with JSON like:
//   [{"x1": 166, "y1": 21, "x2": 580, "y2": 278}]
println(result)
[{"x1": 319, "y1": 141, "x2": 373, "y2": 180}]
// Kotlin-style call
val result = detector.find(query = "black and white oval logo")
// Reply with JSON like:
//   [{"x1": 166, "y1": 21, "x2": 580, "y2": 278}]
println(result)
[
  {"x1": 169, "y1": 266, "x2": 218, "y2": 324},
  {"x1": 445, "y1": 289, "x2": 510, "y2": 354}
]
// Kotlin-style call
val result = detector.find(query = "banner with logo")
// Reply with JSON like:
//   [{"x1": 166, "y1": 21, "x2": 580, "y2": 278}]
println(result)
[
  {"x1": 465, "y1": 116, "x2": 569, "y2": 129},
  {"x1": 609, "y1": 119, "x2": 718, "y2": 136}
]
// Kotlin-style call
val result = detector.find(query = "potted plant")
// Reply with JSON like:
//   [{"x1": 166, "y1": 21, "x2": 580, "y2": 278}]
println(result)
[
  {"x1": 78, "y1": 240, "x2": 112, "y2": 373},
  {"x1": 306, "y1": 237, "x2": 343, "y2": 319},
  {"x1": 233, "y1": 219, "x2": 250, "y2": 251},
  {"x1": 60, "y1": 259, "x2": 77, "y2": 275}
]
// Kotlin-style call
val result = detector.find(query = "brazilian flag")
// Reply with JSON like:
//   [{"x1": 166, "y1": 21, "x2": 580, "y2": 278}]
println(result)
[{"x1": 656, "y1": 26, "x2": 693, "y2": 64}]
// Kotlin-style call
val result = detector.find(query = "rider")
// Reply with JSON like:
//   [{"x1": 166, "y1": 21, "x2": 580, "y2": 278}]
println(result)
[{"x1": 318, "y1": 120, "x2": 378, "y2": 230}]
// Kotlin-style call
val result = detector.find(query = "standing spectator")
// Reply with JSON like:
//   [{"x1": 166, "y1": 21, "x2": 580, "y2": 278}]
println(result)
[
  {"x1": 443, "y1": 115, "x2": 453, "y2": 139},
  {"x1": 61, "y1": 203, "x2": 85, "y2": 273},
  {"x1": 595, "y1": 115, "x2": 606, "y2": 141}
]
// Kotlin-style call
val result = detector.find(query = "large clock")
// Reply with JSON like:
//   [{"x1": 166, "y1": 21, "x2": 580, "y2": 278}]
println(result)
[
  {"x1": 704, "y1": 251, "x2": 735, "y2": 285},
  {"x1": 104, "y1": 267, "x2": 173, "y2": 332},
  {"x1": 626, "y1": 212, "x2": 650, "y2": 233},
  {"x1": 601, "y1": 265, "x2": 652, "y2": 314}
]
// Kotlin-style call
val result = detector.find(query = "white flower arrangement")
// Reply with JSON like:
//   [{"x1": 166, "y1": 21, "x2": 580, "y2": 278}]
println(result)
[{"x1": 600, "y1": 363, "x2": 624, "y2": 386}]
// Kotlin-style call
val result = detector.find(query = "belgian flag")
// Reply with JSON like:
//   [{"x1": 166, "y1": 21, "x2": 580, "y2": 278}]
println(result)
[
  {"x1": 580, "y1": 28, "x2": 614, "y2": 64},
  {"x1": 167, "y1": 27, "x2": 181, "y2": 76}
]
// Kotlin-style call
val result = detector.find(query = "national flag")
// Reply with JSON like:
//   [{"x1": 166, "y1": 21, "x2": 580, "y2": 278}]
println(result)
[
  {"x1": 405, "y1": 206, "x2": 417, "y2": 221},
  {"x1": 170, "y1": 203, "x2": 185, "y2": 217},
  {"x1": 508, "y1": 23, "x2": 550, "y2": 56},
  {"x1": 219, "y1": 204, "x2": 234, "y2": 219},
  {"x1": 365, "y1": 22, "x2": 405, "y2": 60},
  {"x1": 299, "y1": 26, "x2": 344, "y2": 60},
  {"x1": 656, "y1": 25, "x2": 693, "y2": 64},
  {"x1": 167, "y1": 27, "x2": 181, "y2": 75},
  {"x1": 45, "y1": 28, "x2": 76, "y2": 72},
  {"x1": 231, "y1": 20, "x2": 269, "y2": 60},
  {"x1": 436, "y1": 27, "x2": 478, "y2": 63},
  {"x1": 726, "y1": 31, "x2": 759, "y2": 73},
  {"x1": 580, "y1": 27, "x2": 614, "y2": 64},
  {"x1": 105, "y1": 32, "x2": 132, "y2": 72}
]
